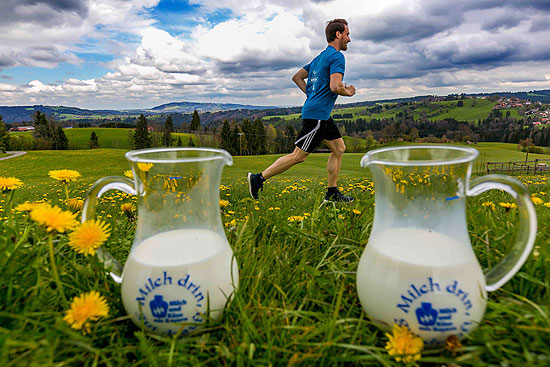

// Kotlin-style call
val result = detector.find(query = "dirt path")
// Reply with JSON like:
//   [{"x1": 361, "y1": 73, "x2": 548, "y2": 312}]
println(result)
[{"x1": 0, "y1": 151, "x2": 27, "y2": 161}]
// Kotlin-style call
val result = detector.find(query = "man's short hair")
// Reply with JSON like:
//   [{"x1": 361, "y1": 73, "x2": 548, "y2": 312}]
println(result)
[{"x1": 325, "y1": 19, "x2": 348, "y2": 43}]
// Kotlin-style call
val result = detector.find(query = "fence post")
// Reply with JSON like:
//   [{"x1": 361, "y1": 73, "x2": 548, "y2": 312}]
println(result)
[
  {"x1": 508, "y1": 161, "x2": 511, "y2": 175},
  {"x1": 534, "y1": 159, "x2": 538, "y2": 175}
]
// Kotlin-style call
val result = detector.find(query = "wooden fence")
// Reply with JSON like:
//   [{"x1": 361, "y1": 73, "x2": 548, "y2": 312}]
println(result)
[{"x1": 486, "y1": 159, "x2": 550, "y2": 175}]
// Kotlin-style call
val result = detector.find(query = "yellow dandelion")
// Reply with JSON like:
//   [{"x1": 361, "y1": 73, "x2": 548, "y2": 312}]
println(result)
[
  {"x1": 137, "y1": 163, "x2": 153, "y2": 172},
  {"x1": 499, "y1": 202, "x2": 517, "y2": 210},
  {"x1": 66, "y1": 198, "x2": 84, "y2": 212},
  {"x1": 219, "y1": 199, "x2": 229, "y2": 209},
  {"x1": 482, "y1": 201, "x2": 496, "y2": 211},
  {"x1": 30, "y1": 203, "x2": 78, "y2": 233},
  {"x1": 121, "y1": 203, "x2": 135, "y2": 219},
  {"x1": 544, "y1": 202, "x2": 550, "y2": 208},
  {"x1": 385, "y1": 324, "x2": 424, "y2": 363},
  {"x1": 352, "y1": 209, "x2": 361, "y2": 215},
  {"x1": 68, "y1": 220, "x2": 111, "y2": 256},
  {"x1": 121, "y1": 203, "x2": 133, "y2": 212},
  {"x1": 15, "y1": 201, "x2": 44, "y2": 212},
  {"x1": 48, "y1": 169, "x2": 81, "y2": 183},
  {"x1": 444, "y1": 335, "x2": 463, "y2": 354},
  {"x1": 531, "y1": 196, "x2": 543, "y2": 206},
  {"x1": 287, "y1": 215, "x2": 304, "y2": 223},
  {"x1": 0, "y1": 176, "x2": 23, "y2": 192},
  {"x1": 63, "y1": 291, "x2": 109, "y2": 333},
  {"x1": 123, "y1": 170, "x2": 134, "y2": 179}
]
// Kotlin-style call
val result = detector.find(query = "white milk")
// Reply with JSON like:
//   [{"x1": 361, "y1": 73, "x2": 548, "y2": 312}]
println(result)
[
  {"x1": 357, "y1": 228, "x2": 487, "y2": 344},
  {"x1": 121, "y1": 229, "x2": 239, "y2": 336}
]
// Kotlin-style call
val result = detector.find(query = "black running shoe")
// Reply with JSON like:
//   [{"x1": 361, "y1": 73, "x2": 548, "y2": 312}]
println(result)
[
  {"x1": 247, "y1": 172, "x2": 263, "y2": 199},
  {"x1": 324, "y1": 189, "x2": 354, "y2": 203}
]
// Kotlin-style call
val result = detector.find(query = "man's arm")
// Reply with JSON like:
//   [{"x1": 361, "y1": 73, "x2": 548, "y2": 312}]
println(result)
[
  {"x1": 292, "y1": 68, "x2": 308, "y2": 94},
  {"x1": 330, "y1": 73, "x2": 356, "y2": 96}
]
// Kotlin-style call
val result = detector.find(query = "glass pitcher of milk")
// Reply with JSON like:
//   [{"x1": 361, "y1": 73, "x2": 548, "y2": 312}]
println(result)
[
  {"x1": 82, "y1": 148, "x2": 238, "y2": 336},
  {"x1": 357, "y1": 145, "x2": 536, "y2": 345}
]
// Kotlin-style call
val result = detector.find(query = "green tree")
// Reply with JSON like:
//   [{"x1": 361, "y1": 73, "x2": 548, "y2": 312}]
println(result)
[
  {"x1": 231, "y1": 123, "x2": 243, "y2": 155},
  {"x1": 188, "y1": 136, "x2": 195, "y2": 147},
  {"x1": 53, "y1": 125, "x2": 68, "y2": 150},
  {"x1": 32, "y1": 110, "x2": 67, "y2": 150},
  {"x1": 241, "y1": 119, "x2": 253, "y2": 155},
  {"x1": 219, "y1": 120, "x2": 234, "y2": 154},
  {"x1": 266, "y1": 124, "x2": 277, "y2": 153},
  {"x1": 177, "y1": 136, "x2": 182, "y2": 146},
  {"x1": 32, "y1": 110, "x2": 52, "y2": 147},
  {"x1": 365, "y1": 130, "x2": 377, "y2": 150},
  {"x1": 518, "y1": 138, "x2": 534, "y2": 162},
  {"x1": 163, "y1": 115, "x2": 174, "y2": 146},
  {"x1": 0, "y1": 115, "x2": 10, "y2": 152},
  {"x1": 133, "y1": 114, "x2": 152, "y2": 149},
  {"x1": 253, "y1": 118, "x2": 266, "y2": 154},
  {"x1": 283, "y1": 124, "x2": 296, "y2": 152},
  {"x1": 89, "y1": 131, "x2": 100, "y2": 149},
  {"x1": 190, "y1": 110, "x2": 200, "y2": 131}
]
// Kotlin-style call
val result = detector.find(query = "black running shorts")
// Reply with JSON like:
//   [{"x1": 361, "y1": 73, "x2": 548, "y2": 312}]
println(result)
[{"x1": 294, "y1": 117, "x2": 342, "y2": 153}]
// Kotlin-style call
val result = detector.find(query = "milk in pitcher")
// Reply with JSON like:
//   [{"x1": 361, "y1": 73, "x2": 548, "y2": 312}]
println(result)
[
  {"x1": 121, "y1": 229, "x2": 238, "y2": 336},
  {"x1": 357, "y1": 227, "x2": 487, "y2": 344}
]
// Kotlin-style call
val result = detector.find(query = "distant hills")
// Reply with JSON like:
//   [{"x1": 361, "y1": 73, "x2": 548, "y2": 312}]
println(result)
[
  {"x1": 1, "y1": 89, "x2": 550, "y2": 124},
  {"x1": 0, "y1": 101, "x2": 276, "y2": 123}
]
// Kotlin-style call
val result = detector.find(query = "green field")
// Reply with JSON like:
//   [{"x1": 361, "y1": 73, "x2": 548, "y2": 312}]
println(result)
[
  {"x1": 266, "y1": 99, "x2": 503, "y2": 123},
  {"x1": 2, "y1": 143, "x2": 548, "y2": 187},
  {"x1": 0, "y1": 145, "x2": 549, "y2": 366},
  {"x1": 10, "y1": 128, "x2": 200, "y2": 150}
]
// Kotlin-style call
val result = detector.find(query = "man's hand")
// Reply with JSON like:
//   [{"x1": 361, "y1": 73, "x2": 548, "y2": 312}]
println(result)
[
  {"x1": 330, "y1": 73, "x2": 356, "y2": 97},
  {"x1": 345, "y1": 83, "x2": 356, "y2": 96}
]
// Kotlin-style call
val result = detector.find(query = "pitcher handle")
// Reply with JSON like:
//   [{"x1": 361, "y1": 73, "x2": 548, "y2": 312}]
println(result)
[
  {"x1": 467, "y1": 174, "x2": 537, "y2": 292},
  {"x1": 82, "y1": 176, "x2": 137, "y2": 284}
]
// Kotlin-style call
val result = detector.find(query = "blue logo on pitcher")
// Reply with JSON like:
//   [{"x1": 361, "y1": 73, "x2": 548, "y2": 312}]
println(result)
[
  {"x1": 150, "y1": 295, "x2": 168, "y2": 318},
  {"x1": 416, "y1": 302, "x2": 438, "y2": 326}
]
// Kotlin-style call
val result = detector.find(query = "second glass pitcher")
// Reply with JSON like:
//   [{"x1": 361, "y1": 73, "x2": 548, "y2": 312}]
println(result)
[{"x1": 357, "y1": 145, "x2": 537, "y2": 344}]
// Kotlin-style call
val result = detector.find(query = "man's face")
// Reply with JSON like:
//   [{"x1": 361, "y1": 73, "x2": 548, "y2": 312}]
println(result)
[{"x1": 339, "y1": 25, "x2": 351, "y2": 51}]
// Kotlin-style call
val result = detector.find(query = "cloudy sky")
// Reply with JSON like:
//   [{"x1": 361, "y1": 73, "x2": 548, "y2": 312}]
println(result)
[{"x1": 1, "y1": 0, "x2": 550, "y2": 109}]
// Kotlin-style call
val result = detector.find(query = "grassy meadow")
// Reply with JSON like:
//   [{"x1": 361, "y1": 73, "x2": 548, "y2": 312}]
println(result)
[
  {"x1": 10, "y1": 128, "x2": 200, "y2": 150},
  {"x1": 267, "y1": 99, "x2": 501, "y2": 123},
  {"x1": 0, "y1": 144, "x2": 549, "y2": 366}
]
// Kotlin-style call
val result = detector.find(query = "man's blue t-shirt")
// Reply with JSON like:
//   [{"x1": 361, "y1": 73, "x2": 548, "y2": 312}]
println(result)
[{"x1": 301, "y1": 45, "x2": 345, "y2": 120}]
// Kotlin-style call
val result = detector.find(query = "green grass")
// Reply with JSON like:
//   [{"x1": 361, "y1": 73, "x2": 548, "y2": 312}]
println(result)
[
  {"x1": 429, "y1": 99, "x2": 496, "y2": 122},
  {"x1": 10, "y1": 128, "x2": 200, "y2": 150},
  {"x1": 265, "y1": 99, "x2": 503, "y2": 123},
  {"x1": 0, "y1": 146, "x2": 549, "y2": 366}
]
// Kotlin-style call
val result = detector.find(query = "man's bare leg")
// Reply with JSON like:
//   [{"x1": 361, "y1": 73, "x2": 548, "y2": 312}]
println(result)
[
  {"x1": 261, "y1": 146, "x2": 309, "y2": 179},
  {"x1": 323, "y1": 138, "x2": 346, "y2": 187}
]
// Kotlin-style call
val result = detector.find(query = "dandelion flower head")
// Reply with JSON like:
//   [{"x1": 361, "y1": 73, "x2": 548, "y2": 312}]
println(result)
[
  {"x1": 137, "y1": 163, "x2": 153, "y2": 172},
  {"x1": 219, "y1": 199, "x2": 229, "y2": 209},
  {"x1": 531, "y1": 196, "x2": 543, "y2": 206},
  {"x1": 385, "y1": 324, "x2": 424, "y2": 363},
  {"x1": 68, "y1": 220, "x2": 111, "y2": 256},
  {"x1": 120, "y1": 203, "x2": 134, "y2": 213},
  {"x1": 49, "y1": 169, "x2": 81, "y2": 183},
  {"x1": 0, "y1": 176, "x2": 23, "y2": 192},
  {"x1": 287, "y1": 215, "x2": 304, "y2": 223},
  {"x1": 66, "y1": 198, "x2": 84, "y2": 212},
  {"x1": 63, "y1": 291, "x2": 109, "y2": 333},
  {"x1": 123, "y1": 170, "x2": 134, "y2": 179},
  {"x1": 30, "y1": 203, "x2": 78, "y2": 233},
  {"x1": 15, "y1": 201, "x2": 45, "y2": 212},
  {"x1": 499, "y1": 202, "x2": 518, "y2": 210}
]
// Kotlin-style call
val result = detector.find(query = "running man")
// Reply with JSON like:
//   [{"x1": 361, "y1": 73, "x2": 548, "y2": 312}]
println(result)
[{"x1": 248, "y1": 18, "x2": 356, "y2": 202}]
